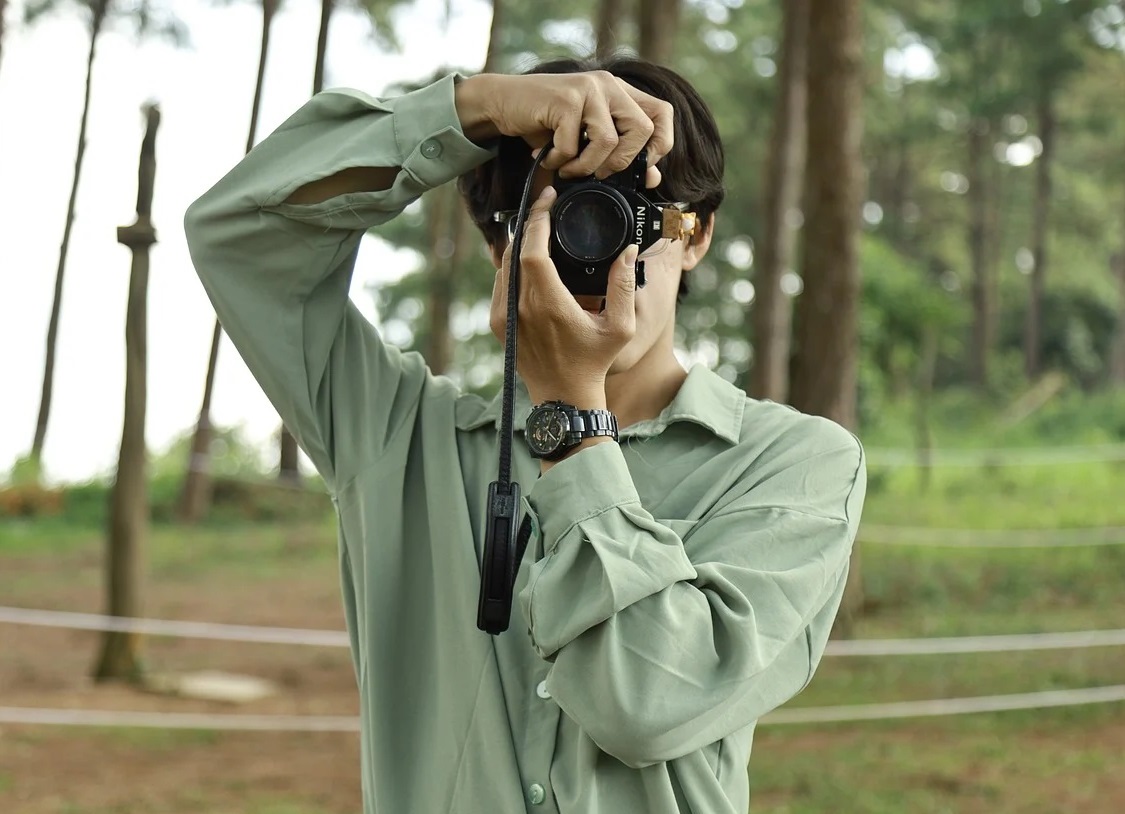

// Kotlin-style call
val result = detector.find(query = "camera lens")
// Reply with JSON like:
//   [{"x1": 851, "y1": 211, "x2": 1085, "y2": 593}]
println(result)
[{"x1": 554, "y1": 188, "x2": 628, "y2": 262}]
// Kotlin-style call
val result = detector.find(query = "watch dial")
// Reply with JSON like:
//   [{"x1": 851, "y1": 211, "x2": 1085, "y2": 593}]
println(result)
[{"x1": 531, "y1": 410, "x2": 567, "y2": 453}]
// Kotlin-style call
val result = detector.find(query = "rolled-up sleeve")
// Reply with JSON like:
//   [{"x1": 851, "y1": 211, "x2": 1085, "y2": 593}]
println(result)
[{"x1": 518, "y1": 426, "x2": 866, "y2": 769}]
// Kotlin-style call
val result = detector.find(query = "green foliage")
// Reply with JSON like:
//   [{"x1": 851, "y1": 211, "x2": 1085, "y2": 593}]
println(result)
[
  {"x1": 362, "y1": 0, "x2": 1125, "y2": 410},
  {"x1": 23, "y1": 0, "x2": 190, "y2": 46}
]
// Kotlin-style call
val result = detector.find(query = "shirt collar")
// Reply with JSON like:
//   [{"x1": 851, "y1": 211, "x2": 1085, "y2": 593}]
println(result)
[{"x1": 456, "y1": 364, "x2": 744, "y2": 445}]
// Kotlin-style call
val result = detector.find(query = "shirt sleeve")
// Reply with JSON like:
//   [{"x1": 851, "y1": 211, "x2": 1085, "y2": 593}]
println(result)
[
  {"x1": 517, "y1": 421, "x2": 866, "y2": 769},
  {"x1": 183, "y1": 74, "x2": 495, "y2": 490}
]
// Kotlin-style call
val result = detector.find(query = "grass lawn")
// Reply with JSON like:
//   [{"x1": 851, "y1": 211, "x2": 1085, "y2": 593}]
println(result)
[{"x1": 1, "y1": 438, "x2": 1123, "y2": 813}]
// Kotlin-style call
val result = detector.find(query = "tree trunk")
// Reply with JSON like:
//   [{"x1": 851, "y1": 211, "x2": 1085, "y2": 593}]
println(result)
[
  {"x1": 637, "y1": 0, "x2": 681, "y2": 63},
  {"x1": 313, "y1": 0, "x2": 333, "y2": 95},
  {"x1": 788, "y1": 0, "x2": 864, "y2": 637},
  {"x1": 1110, "y1": 248, "x2": 1125, "y2": 387},
  {"x1": 30, "y1": 0, "x2": 110, "y2": 467},
  {"x1": 749, "y1": 0, "x2": 808, "y2": 402},
  {"x1": 595, "y1": 0, "x2": 627, "y2": 59},
  {"x1": 914, "y1": 324, "x2": 938, "y2": 494},
  {"x1": 483, "y1": 0, "x2": 503, "y2": 73},
  {"x1": 94, "y1": 104, "x2": 160, "y2": 683},
  {"x1": 177, "y1": 320, "x2": 221, "y2": 522},
  {"x1": 1023, "y1": 89, "x2": 1055, "y2": 380},
  {"x1": 0, "y1": 0, "x2": 8, "y2": 77},
  {"x1": 181, "y1": 0, "x2": 279, "y2": 517},
  {"x1": 967, "y1": 118, "x2": 991, "y2": 390}
]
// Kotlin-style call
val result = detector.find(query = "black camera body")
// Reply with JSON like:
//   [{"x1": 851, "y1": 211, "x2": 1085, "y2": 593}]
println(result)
[{"x1": 550, "y1": 150, "x2": 662, "y2": 296}]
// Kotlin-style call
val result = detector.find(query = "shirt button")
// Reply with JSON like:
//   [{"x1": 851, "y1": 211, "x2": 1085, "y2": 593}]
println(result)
[
  {"x1": 536, "y1": 680, "x2": 551, "y2": 700},
  {"x1": 421, "y1": 138, "x2": 443, "y2": 159},
  {"x1": 528, "y1": 783, "x2": 546, "y2": 805}
]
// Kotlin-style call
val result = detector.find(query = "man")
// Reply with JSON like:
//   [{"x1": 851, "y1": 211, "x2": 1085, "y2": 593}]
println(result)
[{"x1": 185, "y1": 56, "x2": 866, "y2": 814}]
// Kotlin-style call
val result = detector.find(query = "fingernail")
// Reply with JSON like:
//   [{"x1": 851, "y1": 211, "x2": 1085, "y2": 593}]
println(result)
[{"x1": 623, "y1": 244, "x2": 639, "y2": 266}]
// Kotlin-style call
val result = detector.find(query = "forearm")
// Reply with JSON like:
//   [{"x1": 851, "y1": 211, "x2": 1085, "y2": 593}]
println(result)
[{"x1": 518, "y1": 438, "x2": 866, "y2": 767}]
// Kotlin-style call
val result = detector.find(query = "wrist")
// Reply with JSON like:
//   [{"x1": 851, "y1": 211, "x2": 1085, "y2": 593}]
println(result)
[
  {"x1": 527, "y1": 391, "x2": 608, "y2": 413},
  {"x1": 454, "y1": 75, "x2": 501, "y2": 144},
  {"x1": 540, "y1": 436, "x2": 614, "y2": 473}
]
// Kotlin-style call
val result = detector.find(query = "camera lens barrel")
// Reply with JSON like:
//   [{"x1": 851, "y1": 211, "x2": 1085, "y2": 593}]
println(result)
[{"x1": 553, "y1": 187, "x2": 630, "y2": 263}]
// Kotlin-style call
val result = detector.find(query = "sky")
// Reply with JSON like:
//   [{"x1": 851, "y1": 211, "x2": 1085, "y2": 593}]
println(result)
[{"x1": 0, "y1": 0, "x2": 495, "y2": 483}]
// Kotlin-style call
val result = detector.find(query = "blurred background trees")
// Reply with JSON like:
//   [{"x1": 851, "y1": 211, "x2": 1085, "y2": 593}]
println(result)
[
  {"x1": 7, "y1": 0, "x2": 1125, "y2": 630},
  {"x1": 372, "y1": 0, "x2": 1125, "y2": 425}
]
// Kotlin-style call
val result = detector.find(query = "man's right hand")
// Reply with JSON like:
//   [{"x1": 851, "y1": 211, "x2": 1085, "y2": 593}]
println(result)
[{"x1": 454, "y1": 71, "x2": 674, "y2": 181}]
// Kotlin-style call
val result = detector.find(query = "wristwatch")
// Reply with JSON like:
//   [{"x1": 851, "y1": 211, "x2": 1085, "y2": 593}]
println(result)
[{"x1": 525, "y1": 401, "x2": 620, "y2": 461}]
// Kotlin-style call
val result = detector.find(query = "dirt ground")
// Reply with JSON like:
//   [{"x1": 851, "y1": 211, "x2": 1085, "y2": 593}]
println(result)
[{"x1": 2, "y1": 536, "x2": 1124, "y2": 814}]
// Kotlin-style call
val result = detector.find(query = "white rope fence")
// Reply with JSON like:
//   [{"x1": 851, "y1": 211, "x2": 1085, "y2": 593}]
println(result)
[
  {"x1": 824, "y1": 628, "x2": 1125, "y2": 656},
  {"x1": 866, "y1": 443, "x2": 1125, "y2": 468},
  {"x1": 3, "y1": 606, "x2": 1124, "y2": 657},
  {"x1": 761, "y1": 685, "x2": 1125, "y2": 725},
  {"x1": 2, "y1": 685, "x2": 1123, "y2": 730},
  {"x1": 859, "y1": 524, "x2": 1125, "y2": 547},
  {"x1": 0, "y1": 606, "x2": 350, "y2": 647},
  {"x1": 0, "y1": 707, "x2": 360, "y2": 731}
]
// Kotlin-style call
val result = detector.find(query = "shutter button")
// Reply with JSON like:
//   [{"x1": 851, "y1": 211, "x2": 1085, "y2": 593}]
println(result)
[
  {"x1": 528, "y1": 783, "x2": 546, "y2": 805},
  {"x1": 421, "y1": 139, "x2": 442, "y2": 158},
  {"x1": 536, "y1": 680, "x2": 551, "y2": 700}
]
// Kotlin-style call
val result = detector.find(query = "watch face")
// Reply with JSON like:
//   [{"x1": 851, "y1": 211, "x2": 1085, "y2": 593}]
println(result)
[{"x1": 528, "y1": 407, "x2": 568, "y2": 456}]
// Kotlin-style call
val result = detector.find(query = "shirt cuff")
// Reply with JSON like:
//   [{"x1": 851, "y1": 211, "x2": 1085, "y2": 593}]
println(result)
[
  {"x1": 526, "y1": 441, "x2": 642, "y2": 552},
  {"x1": 390, "y1": 73, "x2": 498, "y2": 189}
]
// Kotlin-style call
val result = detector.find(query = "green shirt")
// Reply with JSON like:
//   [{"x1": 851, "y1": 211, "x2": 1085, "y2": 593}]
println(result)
[{"x1": 185, "y1": 73, "x2": 867, "y2": 814}]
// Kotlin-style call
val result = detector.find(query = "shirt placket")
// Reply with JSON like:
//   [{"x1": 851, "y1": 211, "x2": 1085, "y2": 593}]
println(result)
[{"x1": 501, "y1": 496, "x2": 563, "y2": 814}]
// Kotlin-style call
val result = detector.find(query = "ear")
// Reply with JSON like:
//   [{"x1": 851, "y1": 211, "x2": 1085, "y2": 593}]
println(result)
[{"x1": 681, "y1": 212, "x2": 714, "y2": 272}]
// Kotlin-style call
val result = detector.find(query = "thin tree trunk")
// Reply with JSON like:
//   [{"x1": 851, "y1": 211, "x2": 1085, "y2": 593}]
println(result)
[
  {"x1": 914, "y1": 324, "x2": 938, "y2": 494},
  {"x1": 30, "y1": 0, "x2": 110, "y2": 467},
  {"x1": 749, "y1": 0, "x2": 808, "y2": 402},
  {"x1": 0, "y1": 0, "x2": 8, "y2": 77},
  {"x1": 637, "y1": 0, "x2": 682, "y2": 63},
  {"x1": 1023, "y1": 89, "x2": 1055, "y2": 380},
  {"x1": 177, "y1": 319, "x2": 221, "y2": 521},
  {"x1": 181, "y1": 0, "x2": 279, "y2": 518},
  {"x1": 595, "y1": 0, "x2": 626, "y2": 59},
  {"x1": 789, "y1": 0, "x2": 864, "y2": 637},
  {"x1": 1110, "y1": 247, "x2": 1125, "y2": 387},
  {"x1": 94, "y1": 104, "x2": 160, "y2": 683},
  {"x1": 313, "y1": 0, "x2": 333, "y2": 95},
  {"x1": 483, "y1": 0, "x2": 503, "y2": 73},
  {"x1": 967, "y1": 118, "x2": 991, "y2": 390}
]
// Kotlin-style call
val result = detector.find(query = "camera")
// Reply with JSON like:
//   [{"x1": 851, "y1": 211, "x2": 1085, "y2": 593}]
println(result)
[{"x1": 550, "y1": 150, "x2": 663, "y2": 296}]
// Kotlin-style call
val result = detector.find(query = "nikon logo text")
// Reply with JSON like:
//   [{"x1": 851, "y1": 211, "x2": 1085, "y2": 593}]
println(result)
[{"x1": 634, "y1": 205, "x2": 647, "y2": 244}]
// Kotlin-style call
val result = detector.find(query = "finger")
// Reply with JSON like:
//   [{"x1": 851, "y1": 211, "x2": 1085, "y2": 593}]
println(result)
[
  {"x1": 558, "y1": 95, "x2": 617, "y2": 178},
  {"x1": 541, "y1": 115, "x2": 580, "y2": 171},
  {"x1": 619, "y1": 82, "x2": 675, "y2": 165},
  {"x1": 603, "y1": 243, "x2": 639, "y2": 333},
  {"x1": 597, "y1": 87, "x2": 654, "y2": 179},
  {"x1": 490, "y1": 247, "x2": 512, "y2": 342},
  {"x1": 517, "y1": 186, "x2": 567, "y2": 300},
  {"x1": 645, "y1": 165, "x2": 662, "y2": 189}
]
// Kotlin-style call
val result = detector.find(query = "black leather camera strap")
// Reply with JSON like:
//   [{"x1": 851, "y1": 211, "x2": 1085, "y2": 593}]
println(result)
[{"x1": 477, "y1": 143, "x2": 552, "y2": 635}]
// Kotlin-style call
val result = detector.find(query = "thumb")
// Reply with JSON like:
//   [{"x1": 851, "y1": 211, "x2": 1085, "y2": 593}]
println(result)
[{"x1": 603, "y1": 243, "x2": 639, "y2": 330}]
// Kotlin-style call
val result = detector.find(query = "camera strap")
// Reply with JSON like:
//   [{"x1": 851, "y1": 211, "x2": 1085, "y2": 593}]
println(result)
[{"x1": 477, "y1": 144, "x2": 553, "y2": 635}]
